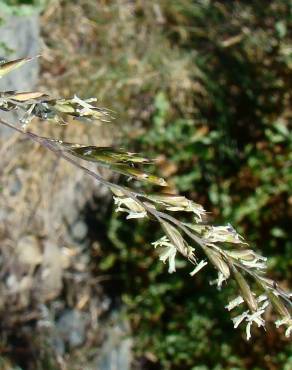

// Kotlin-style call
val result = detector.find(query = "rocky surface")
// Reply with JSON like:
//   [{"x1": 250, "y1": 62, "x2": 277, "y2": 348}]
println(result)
[
  {"x1": 0, "y1": 14, "x2": 132, "y2": 370},
  {"x1": 97, "y1": 312, "x2": 133, "y2": 370},
  {"x1": 0, "y1": 13, "x2": 40, "y2": 135},
  {"x1": 0, "y1": 14, "x2": 40, "y2": 89}
]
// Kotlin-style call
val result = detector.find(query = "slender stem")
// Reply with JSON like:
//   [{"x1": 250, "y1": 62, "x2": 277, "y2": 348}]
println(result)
[
  {"x1": 146, "y1": 207, "x2": 205, "y2": 247},
  {"x1": 1, "y1": 118, "x2": 291, "y2": 308},
  {"x1": 0, "y1": 118, "x2": 203, "y2": 245},
  {"x1": 1, "y1": 117, "x2": 208, "y2": 271},
  {"x1": 0, "y1": 118, "x2": 131, "y2": 195}
]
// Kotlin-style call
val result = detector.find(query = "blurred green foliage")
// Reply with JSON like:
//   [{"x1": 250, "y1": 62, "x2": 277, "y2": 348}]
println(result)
[
  {"x1": 2, "y1": 0, "x2": 290, "y2": 368},
  {"x1": 0, "y1": 0, "x2": 46, "y2": 15},
  {"x1": 2, "y1": 1, "x2": 36, "y2": 5},
  {"x1": 85, "y1": 1, "x2": 292, "y2": 369}
]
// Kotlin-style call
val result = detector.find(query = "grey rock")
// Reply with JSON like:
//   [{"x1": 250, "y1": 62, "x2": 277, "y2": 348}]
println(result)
[
  {"x1": 0, "y1": 13, "x2": 40, "y2": 135},
  {"x1": 97, "y1": 313, "x2": 132, "y2": 370},
  {"x1": 0, "y1": 209, "x2": 7, "y2": 222},
  {"x1": 0, "y1": 14, "x2": 39, "y2": 90},
  {"x1": 62, "y1": 201, "x2": 79, "y2": 225},
  {"x1": 57, "y1": 309, "x2": 89, "y2": 349},
  {"x1": 9, "y1": 177, "x2": 22, "y2": 195},
  {"x1": 71, "y1": 220, "x2": 88, "y2": 241},
  {"x1": 51, "y1": 335, "x2": 65, "y2": 356}
]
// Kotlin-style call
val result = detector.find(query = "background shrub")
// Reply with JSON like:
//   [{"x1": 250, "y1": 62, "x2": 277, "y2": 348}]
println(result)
[
  {"x1": 0, "y1": 1, "x2": 291, "y2": 369},
  {"x1": 78, "y1": 1, "x2": 291, "y2": 368}
]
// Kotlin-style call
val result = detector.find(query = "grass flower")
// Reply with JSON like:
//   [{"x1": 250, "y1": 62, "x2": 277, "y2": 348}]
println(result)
[{"x1": 0, "y1": 56, "x2": 290, "y2": 342}]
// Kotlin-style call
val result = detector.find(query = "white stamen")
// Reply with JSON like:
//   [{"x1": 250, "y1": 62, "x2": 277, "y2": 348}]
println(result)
[
  {"x1": 275, "y1": 317, "x2": 292, "y2": 337},
  {"x1": 225, "y1": 296, "x2": 244, "y2": 311},
  {"x1": 232, "y1": 311, "x2": 249, "y2": 328},
  {"x1": 217, "y1": 272, "x2": 226, "y2": 289},
  {"x1": 257, "y1": 294, "x2": 268, "y2": 303},
  {"x1": 158, "y1": 245, "x2": 177, "y2": 273},
  {"x1": 190, "y1": 260, "x2": 207, "y2": 276},
  {"x1": 285, "y1": 326, "x2": 292, "y2": 338},
  {"x1": 246, "y1": 322, "x2": 252, "y2": 340},
  {"x1": 126, "y1": 211, "x2": 147, "y2": 219}
]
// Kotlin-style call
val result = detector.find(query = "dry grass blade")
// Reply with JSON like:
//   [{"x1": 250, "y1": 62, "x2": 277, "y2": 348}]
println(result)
[{"x1": 0, "y1": 57, "x2": 35, "y2": 78}]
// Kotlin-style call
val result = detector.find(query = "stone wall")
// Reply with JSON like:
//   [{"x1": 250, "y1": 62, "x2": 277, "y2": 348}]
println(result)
[
  {"x1": 0, "y1": 13, "x2": 40, "y2": 134},
  {"x1": 0, "y1": 13, "x2": 132, "y2": 370}
]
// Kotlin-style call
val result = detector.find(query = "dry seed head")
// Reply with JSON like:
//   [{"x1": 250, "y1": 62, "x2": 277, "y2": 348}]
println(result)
[
  {"x1": 203, "y1": 246, "x2": 230, "y2": 279},
  {"x1": 233, "y1": 269, "x2": 258, "y2": 313},
  {"x1": 204, "y1": 225, "x2": 247, "y2": 245},
  {"x1": 160, "y1": 220, "x2": 189, "y2": 257}
]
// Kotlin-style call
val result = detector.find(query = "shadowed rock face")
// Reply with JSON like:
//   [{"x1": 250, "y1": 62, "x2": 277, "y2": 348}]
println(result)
[
  {"x1": 0, "y1": 13, "x2": 40, "y2": 134},
  {"x1": 97, "y1": 312, "x2": 133, "y2": 370}
]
